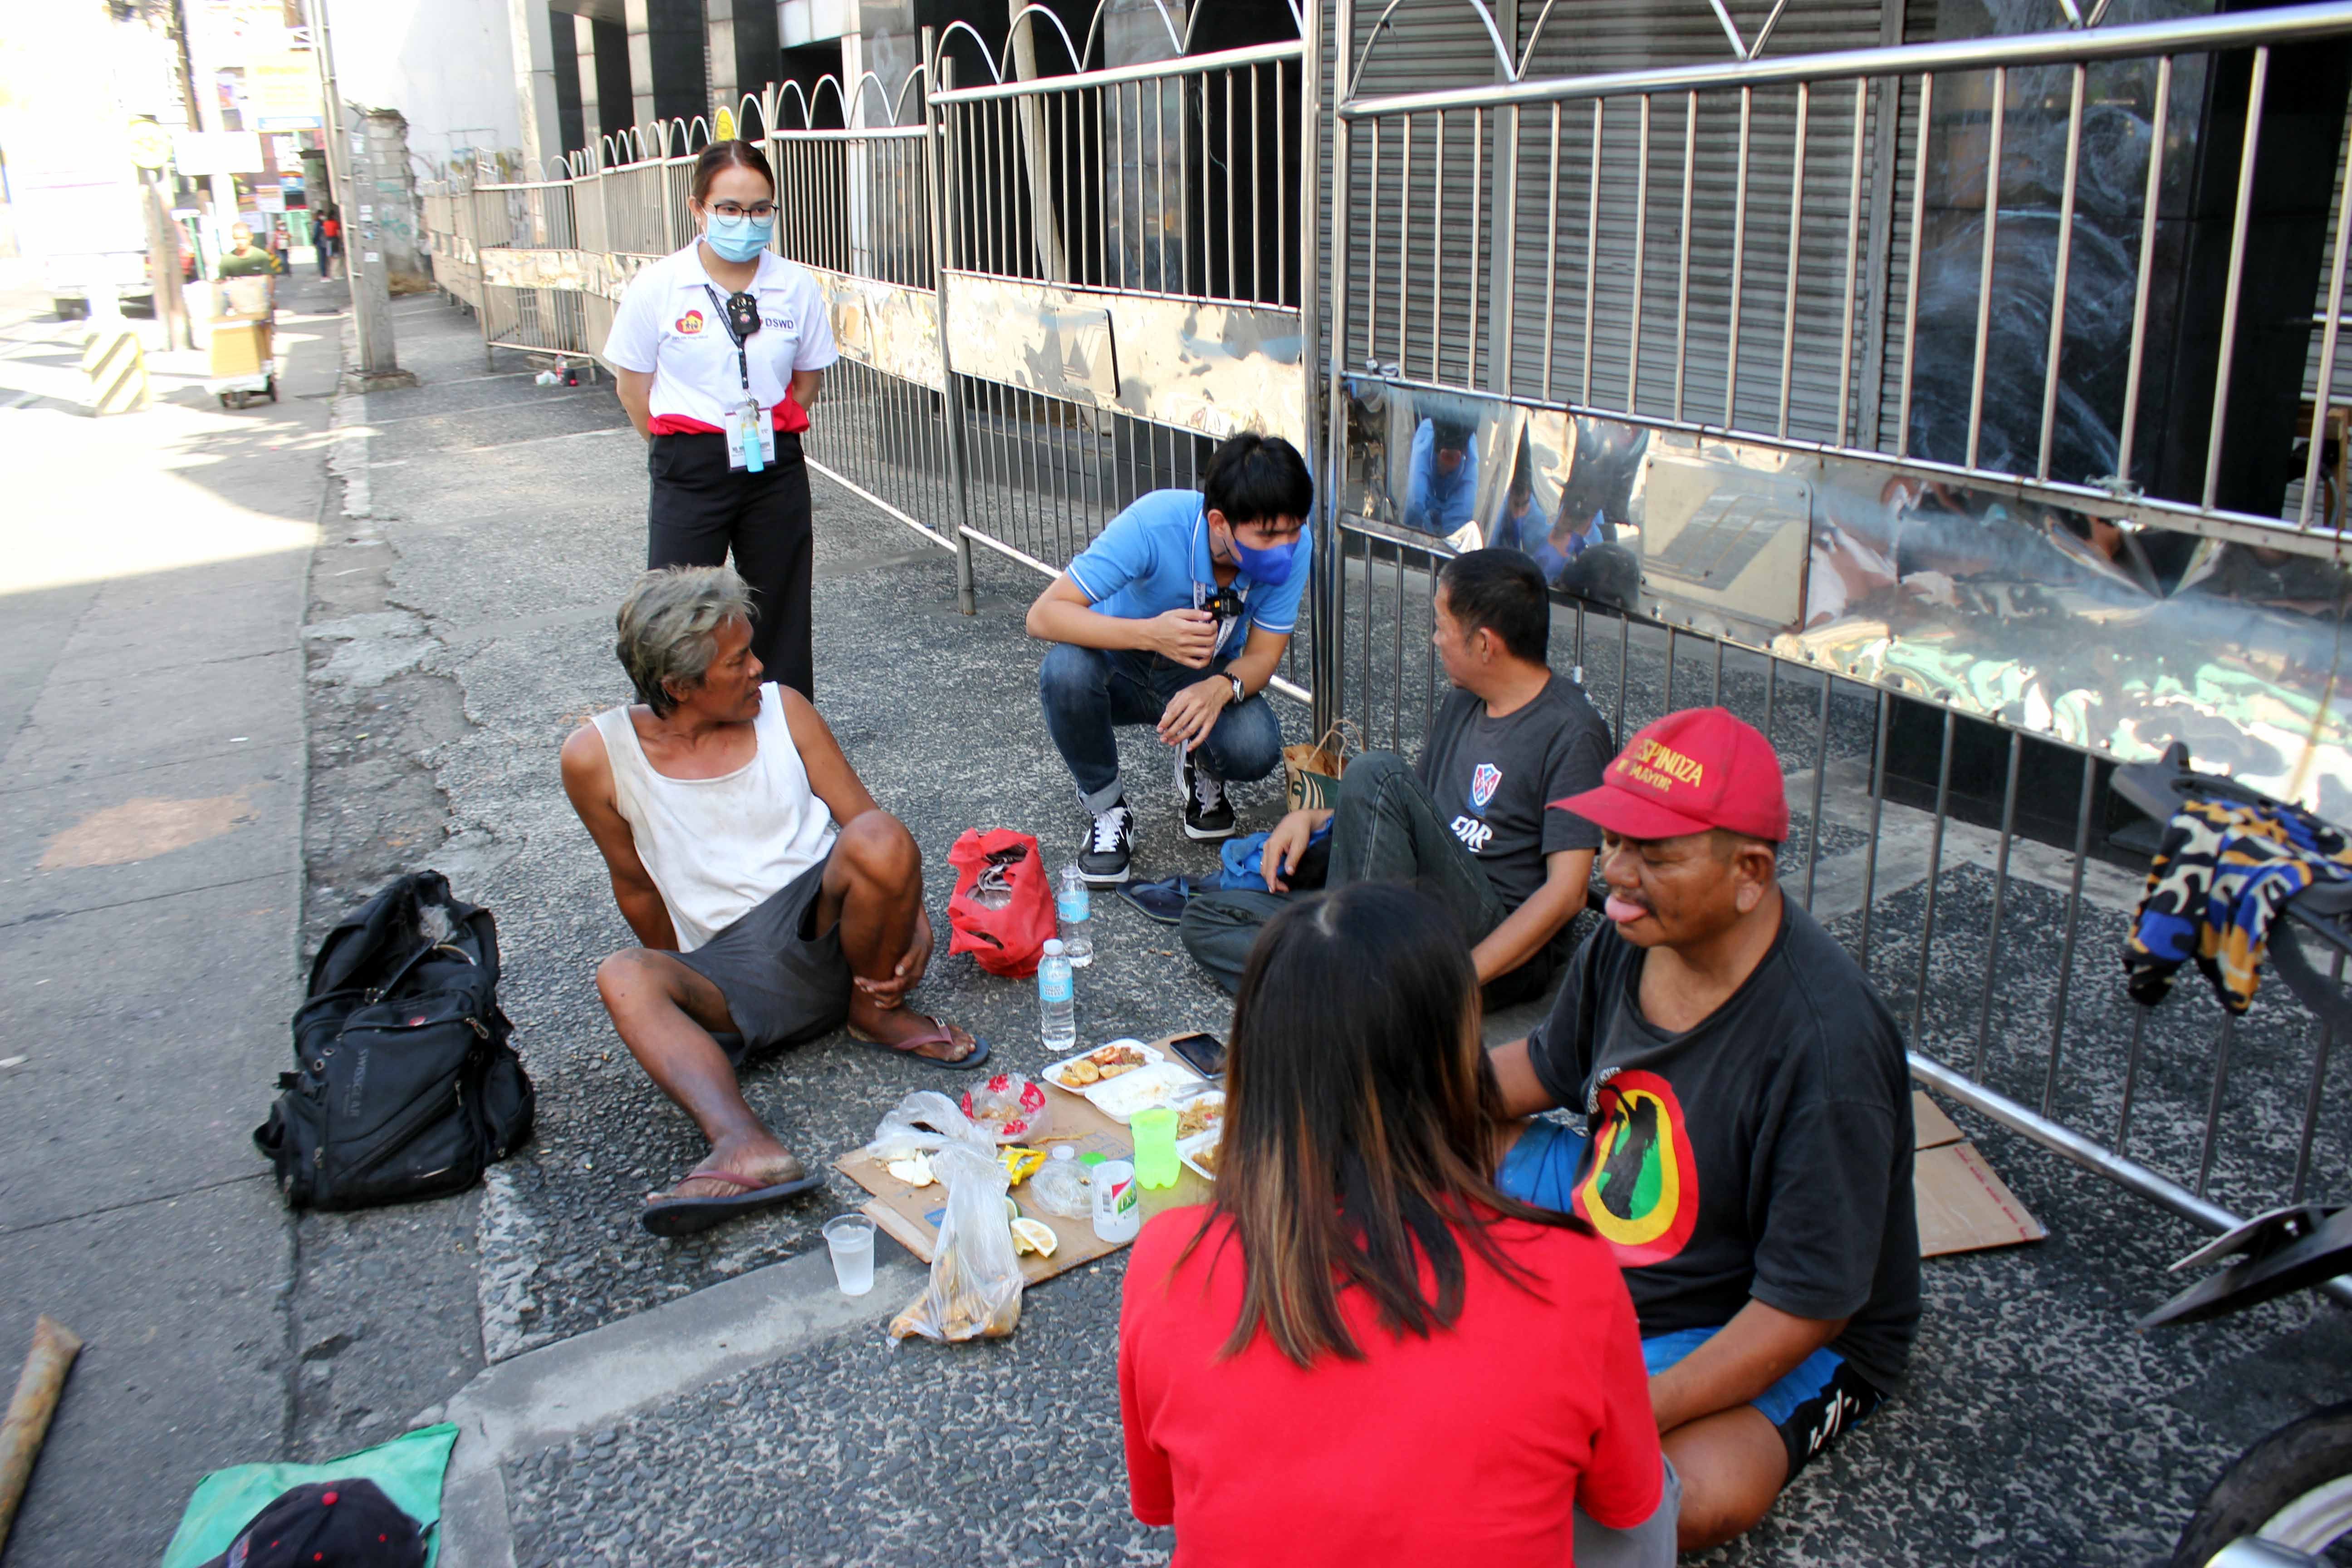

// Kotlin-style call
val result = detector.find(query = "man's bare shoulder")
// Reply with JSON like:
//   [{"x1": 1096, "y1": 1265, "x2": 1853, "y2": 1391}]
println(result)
[{"x1": 559, "y1": 715, "x2": 618, "y2": 799}]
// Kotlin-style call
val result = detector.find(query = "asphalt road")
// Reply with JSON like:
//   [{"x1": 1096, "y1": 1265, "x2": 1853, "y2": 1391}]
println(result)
[{"x1": 5, "y1": 274, "x2": 2347, "y2": 1566}]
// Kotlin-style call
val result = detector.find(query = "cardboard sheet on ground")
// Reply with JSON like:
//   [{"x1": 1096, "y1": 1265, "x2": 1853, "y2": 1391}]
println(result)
[
  {"x1": 1913, "y1": 1089, "x2": 2047, "y2": 1257},
  {"x1": 840, "y1": 1077, "x2": 2039, "y2": 1273},
  {"x1": 835, "y1": 1037, "x2": 1215, "y2": 1284}
]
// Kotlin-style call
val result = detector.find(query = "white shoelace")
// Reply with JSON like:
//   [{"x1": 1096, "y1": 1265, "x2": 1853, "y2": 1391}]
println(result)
[
  {"x1": 1091, "y1": 804, "x2": 1132, "y2": 853},
  {"x1": 1191, "y1": 760, "x2": 1225, "y2": 813}
]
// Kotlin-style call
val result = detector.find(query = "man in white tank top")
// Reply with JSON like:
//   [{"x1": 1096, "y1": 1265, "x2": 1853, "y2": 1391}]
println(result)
[{"x1": 562, "y1": 567, "x2": 986, "y2": 1236}]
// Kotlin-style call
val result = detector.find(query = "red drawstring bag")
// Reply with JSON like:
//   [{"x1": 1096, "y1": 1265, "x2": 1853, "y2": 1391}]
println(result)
[{"x1": 946, "y1": 828, "x2": 1056, "y2": 979}]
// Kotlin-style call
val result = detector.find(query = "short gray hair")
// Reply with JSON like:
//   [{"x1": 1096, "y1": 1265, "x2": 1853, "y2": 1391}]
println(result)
[{"x1": 615, "y1": 566, "x2": 758, "y2": 716}]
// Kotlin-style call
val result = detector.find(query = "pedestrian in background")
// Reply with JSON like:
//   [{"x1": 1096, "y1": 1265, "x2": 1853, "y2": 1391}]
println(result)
[
  {"x1": 316, "y1": 203, "x2": 340, "y2": 279},
  {"x1": 603, "y1": 139, "x2": 837, "y2": 701},
  {"x1": 1119, "y1": 882, "x2": 1671, "y2": 1566}
]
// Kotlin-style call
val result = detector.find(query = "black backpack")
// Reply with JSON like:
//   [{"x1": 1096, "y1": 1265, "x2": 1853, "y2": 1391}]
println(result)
[{"x1": 255, "y1": 872, "x2": 534, "y2": 1209}]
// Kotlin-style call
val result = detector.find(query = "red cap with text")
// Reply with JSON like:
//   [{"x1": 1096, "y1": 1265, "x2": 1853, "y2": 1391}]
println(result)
[{"x1": 1549, "y1": 707, "x2": 1789, "y2": 843}]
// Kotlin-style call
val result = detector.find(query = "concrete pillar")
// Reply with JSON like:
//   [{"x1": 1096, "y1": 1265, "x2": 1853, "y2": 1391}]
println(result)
[
  {"x1": 574, "y1": 15, "x2": 602, "y2": 157},
  {"x1": 627, "y1": 0, "x2": 709, "y2": 136},
  {"x1": 510, "y1": 0, "x2": 564, "y2": 177},
  {"x1": 705, "y1": 0, "x2": 778, "y2": 133},
  {"x1": 363, "y1": 109, "x2": 428, "y2": 285},
  {"x1": 707, "y1": 0, "x2": 739, "y2": 126}
]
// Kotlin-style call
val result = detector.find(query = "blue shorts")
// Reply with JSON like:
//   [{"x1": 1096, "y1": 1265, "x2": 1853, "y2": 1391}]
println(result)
[{"x1": 1498, "y1": 1120, "x2": 1886, "y2": 1478}]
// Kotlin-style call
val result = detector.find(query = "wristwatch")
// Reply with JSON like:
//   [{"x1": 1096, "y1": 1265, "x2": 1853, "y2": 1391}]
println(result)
[{"x1": 1226, "y1": 672, "x2": 1246, "y2": 705}]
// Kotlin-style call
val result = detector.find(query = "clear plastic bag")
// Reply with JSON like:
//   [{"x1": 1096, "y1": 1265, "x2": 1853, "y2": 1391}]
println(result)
[
  {"x1": 888, "y1": 1143, "x2": 1025, "y2": 1342},
  {"x1": 1026, "y1": 1154, "x2": 1092, "y2": 1219},
  {"x1": 863, "y1": 1089, "x2": 994, "y2": 1165}
]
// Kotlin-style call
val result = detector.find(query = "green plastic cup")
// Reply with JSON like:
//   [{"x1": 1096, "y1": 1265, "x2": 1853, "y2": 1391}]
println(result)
[{"x1": 1131, "y1": 1105, "x2": 1181, "y2": 1189}]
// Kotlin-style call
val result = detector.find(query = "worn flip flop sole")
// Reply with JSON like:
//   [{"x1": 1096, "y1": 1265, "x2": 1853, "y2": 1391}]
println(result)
[
  {"x1": 640, "y1": 1170, "x2": 826, "y2": 1237},
  {"x1": 851, "y1": 1032, "x2": 992, "y2": 1072},
  {"x1": 1118, "y1": 876, "x2": 1202, "y2": 924}
]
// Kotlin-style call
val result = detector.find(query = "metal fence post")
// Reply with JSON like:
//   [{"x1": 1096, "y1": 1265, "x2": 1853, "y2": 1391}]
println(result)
[
  {"x1": 1313, "y1": 0, "x2": 1351, "y2": 737},
  {"x1": 924, "y1": 32, "x2": 979, "y2": 615}
]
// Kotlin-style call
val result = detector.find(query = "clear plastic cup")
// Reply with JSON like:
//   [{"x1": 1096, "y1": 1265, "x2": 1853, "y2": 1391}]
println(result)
[
  {"x1": 822, "y1": 1214, "x2": 876, "y2": 1296},
  {"x1": 1131, "y1": 1105, "x2": 1181, "y2": 1190}
]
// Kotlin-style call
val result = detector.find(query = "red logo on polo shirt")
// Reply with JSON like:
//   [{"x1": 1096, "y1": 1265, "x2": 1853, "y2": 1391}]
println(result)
[{"x1": 675, "y1": 309, "x2": 705, "y2": 335}]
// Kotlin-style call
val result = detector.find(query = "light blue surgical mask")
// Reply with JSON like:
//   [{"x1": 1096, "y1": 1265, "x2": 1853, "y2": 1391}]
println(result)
[{"x1": 704, "y1": 211, "x2": 774, "y2": 263}]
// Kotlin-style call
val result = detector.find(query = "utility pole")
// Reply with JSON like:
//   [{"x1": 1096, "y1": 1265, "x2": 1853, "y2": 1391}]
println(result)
[
  {"x1": 180, "y1": 0, "x2": 244, "y2": 260},
  {"x1": 305, "y1": 0, "x2": 411, "y2": 387}
]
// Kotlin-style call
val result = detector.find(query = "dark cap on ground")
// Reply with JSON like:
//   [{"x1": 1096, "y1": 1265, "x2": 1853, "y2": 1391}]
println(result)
[{"x1": 196, "y1": 1478, "x2": 426, "y2": 1568}]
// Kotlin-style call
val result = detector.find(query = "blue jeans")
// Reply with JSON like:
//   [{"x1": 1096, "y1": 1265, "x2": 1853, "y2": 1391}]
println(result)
[
  {"x1": 1038, "y1": 643, "x2": 1284, "y2": 813},
  {"x1": 1496, "y1": 1121, "x2": 1882, "y2": 1476},
  {"x1": 1178, "y1": 751, "x2": 1540, "y2": 999}
]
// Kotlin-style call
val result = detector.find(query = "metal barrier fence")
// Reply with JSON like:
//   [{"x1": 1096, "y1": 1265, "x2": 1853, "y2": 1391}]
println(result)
[
  {"x1": 1322, "y1": 0, "x2": 2352, "y2": 1258},
  {"x1": 411, "y1": 0, "x2": 2352, "y2": 1256}
]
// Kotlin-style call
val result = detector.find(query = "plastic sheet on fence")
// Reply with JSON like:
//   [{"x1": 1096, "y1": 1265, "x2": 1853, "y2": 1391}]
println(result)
[
  {"x1": 806, "y1": 265, "x2": 944, "y2": 391},
  {"x1": 1338, "y1": 374, "x2": 2352, "y2": 819},
  {"x1": 946, "y1": 271, "x2": 1308, "y2": 449}
]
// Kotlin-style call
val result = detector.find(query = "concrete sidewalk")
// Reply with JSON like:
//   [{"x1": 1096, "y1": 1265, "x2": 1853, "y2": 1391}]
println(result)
[{"x1": 0, "y1": 274, "x2": 343, "y2": 1560}]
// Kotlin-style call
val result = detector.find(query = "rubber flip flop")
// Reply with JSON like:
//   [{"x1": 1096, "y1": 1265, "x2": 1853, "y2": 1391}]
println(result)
[
  {"x1": 849, "y1": 1019, "x2": 992, "y2": 1072},
  {"x1": 1119, "y1": 874, "x2": 1206, "y2": 925},
  {"x1": 641, "y1": 1166, "x2": 825, "y2": 1237}
]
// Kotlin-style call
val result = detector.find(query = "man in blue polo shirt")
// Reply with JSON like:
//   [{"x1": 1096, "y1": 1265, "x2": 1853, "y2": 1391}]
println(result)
[{"x1": 1025, "y1": 432, "x2": 1313, "y2": 886}]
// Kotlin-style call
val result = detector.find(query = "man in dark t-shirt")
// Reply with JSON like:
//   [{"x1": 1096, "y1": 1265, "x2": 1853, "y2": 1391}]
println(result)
[
  {"x1": 1180, "y1": 549, "x2": 1612, "y2": 1005},
  {"x1": 1489, "y1": 706, "x2": 1919, "y2": 1553}
]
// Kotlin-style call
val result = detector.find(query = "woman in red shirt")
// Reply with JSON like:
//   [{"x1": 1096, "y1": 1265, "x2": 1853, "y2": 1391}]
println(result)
[{"x1": 1119, "y1": 883, "x2": 1667, "y2": 1566}]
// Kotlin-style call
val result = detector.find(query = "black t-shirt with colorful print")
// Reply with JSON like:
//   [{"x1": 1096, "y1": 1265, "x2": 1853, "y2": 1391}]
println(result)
[{"x1": 1525, "y1": 897, "x2": 1921, "y2": 1394}]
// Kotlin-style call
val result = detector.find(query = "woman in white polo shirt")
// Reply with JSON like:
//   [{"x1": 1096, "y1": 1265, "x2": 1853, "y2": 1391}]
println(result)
[{"x1": 604, "y1": 140, "x2": 838, "y2": 699}]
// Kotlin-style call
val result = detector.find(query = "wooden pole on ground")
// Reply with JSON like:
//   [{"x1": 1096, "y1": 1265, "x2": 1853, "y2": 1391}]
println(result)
[{"x1": 0, "y1": 1316, "x2": 84, "y2": 1552}]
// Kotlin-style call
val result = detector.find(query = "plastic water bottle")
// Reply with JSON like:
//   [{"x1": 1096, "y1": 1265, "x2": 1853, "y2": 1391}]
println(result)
[
  {"x1": 1039, "y1": 939, "x2": 1077, "y2": 1052},
  {"x1": 1056, "y1": 863, "x2": 1095, "y2": 968}
]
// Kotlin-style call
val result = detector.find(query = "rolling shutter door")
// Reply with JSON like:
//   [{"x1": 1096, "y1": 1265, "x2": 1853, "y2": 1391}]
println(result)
[{"x1": 1507, "y1": 0, "x2": 1894, "y2": 439}]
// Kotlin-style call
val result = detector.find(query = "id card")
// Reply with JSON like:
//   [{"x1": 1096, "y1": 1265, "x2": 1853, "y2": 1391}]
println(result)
[{"x1": 722, "y1": 401, "x2": 776, "y2": 471}]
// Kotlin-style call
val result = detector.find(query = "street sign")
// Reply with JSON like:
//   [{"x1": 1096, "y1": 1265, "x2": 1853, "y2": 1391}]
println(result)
[
  {"x1": 250, "y1": 47, "x2": 322, "y2": 129},
  {"x1": 128, "y1": 121, "x2": 173, "y2": 171}
]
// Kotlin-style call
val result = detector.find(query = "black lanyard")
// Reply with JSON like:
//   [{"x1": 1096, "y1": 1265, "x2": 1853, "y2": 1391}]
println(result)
[{"x1": 702, "y1": 284, "x2": 757, "y2": 403}]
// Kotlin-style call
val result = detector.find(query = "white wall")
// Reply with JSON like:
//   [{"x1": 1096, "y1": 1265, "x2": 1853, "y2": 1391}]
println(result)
[{"x1": 323, "y1": 0, "x2": 522, "y2": 177}]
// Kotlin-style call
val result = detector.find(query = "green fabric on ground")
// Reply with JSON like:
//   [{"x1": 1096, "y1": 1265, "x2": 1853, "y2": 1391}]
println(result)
[{"x1": 157, "y1": 1423, "x2": 458, "y2": 1568}]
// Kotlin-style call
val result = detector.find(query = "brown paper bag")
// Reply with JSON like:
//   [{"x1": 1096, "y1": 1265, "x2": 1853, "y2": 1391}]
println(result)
[{"x1": 1283, "y1": 721, "x2": 1361, "y2": 813}]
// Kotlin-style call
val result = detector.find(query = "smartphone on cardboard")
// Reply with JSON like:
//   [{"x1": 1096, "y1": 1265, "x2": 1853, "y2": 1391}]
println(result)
[{"x1": 1168, "y1": 1031, "x2": 1226, "y2": 1079}]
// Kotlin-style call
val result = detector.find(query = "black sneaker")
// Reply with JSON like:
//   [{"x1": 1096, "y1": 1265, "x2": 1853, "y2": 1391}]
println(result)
[
  {"x1": 1079, "y1": 799, "x2": 1136, "y2": 886},
  {"x1": 1181, "y1": 751, "x2": 1237, "y2": 841}
]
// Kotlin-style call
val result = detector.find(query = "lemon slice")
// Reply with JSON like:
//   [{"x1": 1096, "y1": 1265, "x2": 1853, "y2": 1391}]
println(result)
[{"x1": 1009, "y1": 1217, "x2": 1059, "y2": 1257}]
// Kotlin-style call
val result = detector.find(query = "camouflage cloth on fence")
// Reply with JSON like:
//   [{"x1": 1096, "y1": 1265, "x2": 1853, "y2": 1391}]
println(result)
[{"x1": 2125, "y1": 797, "x2": 2352, "y2": 1015}]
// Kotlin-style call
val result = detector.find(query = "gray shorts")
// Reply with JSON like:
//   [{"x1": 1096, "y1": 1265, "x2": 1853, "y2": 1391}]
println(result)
[{"x1": 673, "y1": 853, "x2": 852, "y2": 1064}]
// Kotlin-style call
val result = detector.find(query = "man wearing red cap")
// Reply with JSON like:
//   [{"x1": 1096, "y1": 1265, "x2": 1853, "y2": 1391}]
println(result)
[{"x1": 1488, "y1": 707, "x2": 1918, "y2": 1552}]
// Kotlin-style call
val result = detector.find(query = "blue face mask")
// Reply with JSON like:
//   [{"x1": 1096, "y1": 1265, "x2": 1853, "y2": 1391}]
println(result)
[
  {"x1": 704, "y1": 211, "x2": 774, "y2": 263},
  {"x1": 1229, "y1": 531, "x2": 1297, "y2": 586}
]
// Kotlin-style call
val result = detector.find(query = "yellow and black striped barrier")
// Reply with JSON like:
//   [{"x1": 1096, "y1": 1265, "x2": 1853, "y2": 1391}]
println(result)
[{"x1": 80, "y1": 324, "x2": 149, "y2": 416}]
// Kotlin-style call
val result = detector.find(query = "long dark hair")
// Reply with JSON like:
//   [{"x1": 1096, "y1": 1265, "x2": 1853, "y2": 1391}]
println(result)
[
  {"x1": 1190, "y1": 884, "x2": 1585, "y2": 1367},
  {"x1": 691, "y1": 139, "x2": 775, "y2": 202}
]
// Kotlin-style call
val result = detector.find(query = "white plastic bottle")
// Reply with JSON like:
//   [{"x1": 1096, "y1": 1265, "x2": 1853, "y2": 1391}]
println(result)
[
  {"x1": 1056, "y1": 863, "x2": 1095, "y2": 967},
  {"x1": 1039, "y1": 938, "x2": 1077, "y2": 1052}
]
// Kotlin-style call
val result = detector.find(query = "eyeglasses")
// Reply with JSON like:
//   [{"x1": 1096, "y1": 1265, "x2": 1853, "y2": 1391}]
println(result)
[{"x1": 706, "y1": 201, "x2": 777, "y2": 219}]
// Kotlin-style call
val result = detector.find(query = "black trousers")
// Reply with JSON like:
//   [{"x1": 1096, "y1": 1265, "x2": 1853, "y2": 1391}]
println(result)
[{"x1": 646, "y1": 430, "x2": 815, "y2": 700}]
